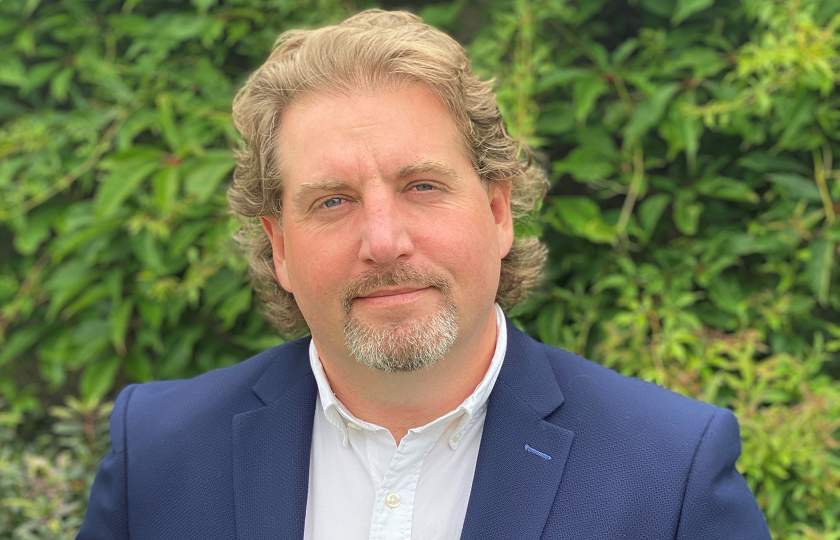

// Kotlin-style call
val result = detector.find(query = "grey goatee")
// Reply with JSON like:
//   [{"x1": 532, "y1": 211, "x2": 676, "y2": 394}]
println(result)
[{"x1": 340, "y1": 263, "x2": 458, "y2": 372}]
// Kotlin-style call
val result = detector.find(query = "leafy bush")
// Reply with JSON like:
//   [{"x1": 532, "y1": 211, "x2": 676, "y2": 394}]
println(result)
[
  {"x1": 0, "y1": 0, "x2": 353, "y2": 410},
  {"x1": 456, "y1": 0, "x2": 840, "y2": 536},
  {"x1": 1, "y1": 0, "x2": 839, "y2": 537},
  {"x1": 0, "y1": 398, "x2": 111, "y2": 539}
]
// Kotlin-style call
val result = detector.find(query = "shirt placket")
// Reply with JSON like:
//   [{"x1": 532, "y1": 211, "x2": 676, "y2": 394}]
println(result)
[{"x1": 368, "y1": 426, "x2": 444, "y2": 540}]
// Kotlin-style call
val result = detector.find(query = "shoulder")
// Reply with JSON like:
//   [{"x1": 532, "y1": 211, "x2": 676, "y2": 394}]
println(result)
[
  {"x1": 537, "y1": 341, "x2": 725, "y2": 454},
  {"x1": 542, "y1": 341, "x2": 720, "y2": 428},
  {"x1": 521, "y1": 344, "x2": 768, "y2": 536},
  {"x1": 110, "y1": 337, "x2": 312, "y2": 441},
  {"x1": 546, "y1": 343, "x2": 717, "y2": 418}
]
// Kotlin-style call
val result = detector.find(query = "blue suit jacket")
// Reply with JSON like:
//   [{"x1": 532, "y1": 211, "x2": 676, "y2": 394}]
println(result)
[{"x1": 78, "y1": 318, "x2": 772, "y2": 539}]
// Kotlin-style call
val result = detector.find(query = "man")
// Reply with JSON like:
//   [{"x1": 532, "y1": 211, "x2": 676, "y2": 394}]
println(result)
[{"x1": 78, "y1": 9, "x2": 772, "y2": 540}]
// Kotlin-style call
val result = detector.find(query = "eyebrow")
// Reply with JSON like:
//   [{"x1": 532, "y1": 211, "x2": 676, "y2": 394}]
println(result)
[
  {"x1": 397, "y1": 160, "x2": 459, "y2": 181},
  {"x1": 290, "y1": 160, "x2": 460, "y2": 211},
  {"x1": 291, "y1": 179, "x2": 350, "y2": 211}
]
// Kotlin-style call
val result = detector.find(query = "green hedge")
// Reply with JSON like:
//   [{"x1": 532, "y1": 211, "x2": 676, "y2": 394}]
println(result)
[{"x1": 1, "y1": 0, "x2": 839, "y2": 537}]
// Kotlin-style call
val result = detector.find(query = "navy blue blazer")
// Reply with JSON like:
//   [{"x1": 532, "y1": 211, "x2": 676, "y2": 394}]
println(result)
[{"x1": 78, "y1": 318, "x2": 772, "y2": 539}]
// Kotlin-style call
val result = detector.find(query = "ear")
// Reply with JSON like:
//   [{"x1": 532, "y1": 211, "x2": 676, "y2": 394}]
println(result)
[
  {"x1": 259, "y1": 216, "x2": 294, "y2": 293},
  {"x1": 488, "y1": 180, "x2": 514, "y2": 259}
]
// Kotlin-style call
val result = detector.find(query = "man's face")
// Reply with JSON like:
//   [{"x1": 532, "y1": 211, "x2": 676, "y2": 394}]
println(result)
[{"x1": 260, "y1": 83, "x2": 513, "y2": 370}]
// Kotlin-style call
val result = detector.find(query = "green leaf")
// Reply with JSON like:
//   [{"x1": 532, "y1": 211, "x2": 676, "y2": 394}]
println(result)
[
  {"x1": 766, "y1": 173, "x2": 822, "y2": 202},
  {"x1": 0, "y1": 327, "x2": 47, "y2": 366},
  {"x1": 537, "y1": 67, "x2": 593, "y2": 92},
  {"x1": 159, "y1": 326, "x2": 204, "y2": 379},
  {"x1": 537, "y1": 301, "x2": 565, "y2": 346},
  {"x1": 807, "y1": 239, "x2": 834, "y2": 306},
  {"x1": 417, "y1": 0, "x2": 465, "y2": 29},
  {"x1": 671, "y1": 48, "x2": 725, "y2": 78},
  {"x1": 611, "y1": 39, "x2": 638, "y2": 66},
  {"x1": 776, "y1": 92, "x2": 818, "y2": 150},
  {"x1": 133, "y1": 229, "x2": 175, "y2": 276},
  {"x1": 553, "y1": 147, "x2": 616, "y2": 181},
  {"x1": 0, "y1": 273, "x2": 19, "y2": 301},
  {"x1": 184, "y1": 151, "x2": 235, "y2": 202},
  {"x1": 0, "y1": 57, "x2": 27, "y2": 87},
  {"x1": 218, "y1": 287, "x2": 252, "y2": 329},
  {"x1": 640, "y1": 0, "x2": 675, "y2": 17},
  {"x1": 673, "y1": 190, "x2": 704, "y2": 235},
  {"x1": 25, "y1": 61, "x2": 61, "y2": 92},
  {"x1": 572, "y1": 74, "x2": 609, "y2": 124},
  {"x1": 11, "y1": 207, "x2": 54, "y2": 255},
  {"x1": 624, "y1": 83, "x2": 680, "y2": 139},
  {"x1": 672, "y1": 0, "x2": 715, "y2": 25},
  {"x1": 79, "y1": 356, "x2": 120, "y2": 401},
  {"x1": 125, "y1": 350, "x2": 154, "y2": 382},
  {"x1": 44, "y1": 262, "x2": 98, "y2": 320},
  {"x1": 22, "y1": 0, "x2": 42, "y2": 17},
  {"x1": 50, "y1": 67, "x2": 74, "y2": 102},
  {"x1": 553, "y1": 127, "x2": 618, "y2": 181},
  {"x1": 62, "y1": 283, "x2": 111, "y2": 318},
  {"x1": 110, "y1": 300, "x2": 134, "y2": 355},
  {"x1": 94, "y1": 153, "x2": 161, "y2": 217},
  {"x1": 575, "y1": 126, "x2": 619, "y2": 159},
  {"x1": 191, "y1": 0, "x2": 218, "y2": 15},
  {"x1": 156, "y1": 93, "x2": 182, "y2": 153},
  {"x1": 637, "y1": 193, "x2": 672, "y2": 242},
  {"x1": 708, "y1": 275, "x2": 743, "y2": 315},
  {"x1": 658, "y1": 91, "x2": 701, "y2": 170},
  {"x1": 151, "y1": 165, "x2": 181, "y2": 211},
  {"x1": 546, "y1": 197, "x2": 617, "y2": 244},
  {"x1": 695, "y1": 177, "x2": 759, "y2": 203},
  {"x1": 737, "y1": 153, "x2": 810, "y2": 174},
  {"x1": 536, "y1": 103, "x2": 575, "y2": 135}
]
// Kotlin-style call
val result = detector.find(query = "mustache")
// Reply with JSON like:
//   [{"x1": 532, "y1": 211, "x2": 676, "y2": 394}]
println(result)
[{"x1": 340, "y1": 262, "x2": 451, "y2": 315}]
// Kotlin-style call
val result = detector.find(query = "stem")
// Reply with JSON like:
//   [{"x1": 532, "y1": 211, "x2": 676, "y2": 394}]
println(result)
[
  {"x1": 648, "y1": 308, "x2": 668, "y2": 386},
  {"x1": 0, "y1": 254, "x2": 49, "y2": 338},
  {"x1": 617, "y1": 141, "x2": 645, "y2": 235},
  {"x1": 813, "y1": 146, "x2": 835, "y2": 225},
  {"x1": 613, "y1": 74, "x2": 634, "y2": 113},
  {"x1": 512, "y1": 0, "x2": 534, "y2": 144}
]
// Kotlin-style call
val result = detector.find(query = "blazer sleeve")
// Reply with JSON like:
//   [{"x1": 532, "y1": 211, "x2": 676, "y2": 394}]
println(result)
[
  {"x1": 675, "y1": 408, "x2": 773, "y2": 539},
  {"x1": 76, "y1": 384, "x2": 137, "y2": 540}
]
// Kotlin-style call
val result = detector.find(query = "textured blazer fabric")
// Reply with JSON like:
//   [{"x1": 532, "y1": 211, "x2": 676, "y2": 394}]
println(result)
[{"x1": 77, "y1": 317, "x2": 772, "y2": 539}]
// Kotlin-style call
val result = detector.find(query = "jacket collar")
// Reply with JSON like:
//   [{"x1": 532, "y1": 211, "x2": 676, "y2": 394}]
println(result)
[
  {"x1": 459, "y1": 317, "x2": 574, "y2": 540},
  {"x1": 232, "y1": 338, "x2": 317, "y2": 540},
  {"x1": 231, "y1": 316, "x2": 574, "y2": 540}
]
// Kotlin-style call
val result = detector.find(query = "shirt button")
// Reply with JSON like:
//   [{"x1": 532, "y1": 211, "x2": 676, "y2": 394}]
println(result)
[
  {"x1": 384, "y1": 493, "x2": 401, "y2": 508},
  {"x1": 451, "y1": 432, "x2": 462, "y2": 443}
]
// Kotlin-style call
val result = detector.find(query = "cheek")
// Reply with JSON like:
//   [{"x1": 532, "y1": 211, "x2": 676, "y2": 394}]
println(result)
[
  {"x1": 418, "y1": 216, "x2": 500, "y2": 281},
  {"x1": 285, "y1": 232, "x2": 351, "y2": 298}
]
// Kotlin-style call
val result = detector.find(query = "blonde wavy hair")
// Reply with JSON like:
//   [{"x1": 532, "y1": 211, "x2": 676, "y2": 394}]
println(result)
[{"x1": 228, "y1": 9, "x2": 548, "y2": 336}]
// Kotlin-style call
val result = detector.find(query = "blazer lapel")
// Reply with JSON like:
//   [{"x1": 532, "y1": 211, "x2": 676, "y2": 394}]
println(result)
[
  {"x1": 232, "y1": 339, "x2": 317, "y2": 540},
  {"x1": 460, "y1": 319, "x2": 575, "y2": 540}
]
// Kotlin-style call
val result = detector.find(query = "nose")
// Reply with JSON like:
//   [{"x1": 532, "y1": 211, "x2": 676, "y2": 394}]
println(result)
[{"x1": 357, "y1": 188, "x2": 414, "y2": 265}]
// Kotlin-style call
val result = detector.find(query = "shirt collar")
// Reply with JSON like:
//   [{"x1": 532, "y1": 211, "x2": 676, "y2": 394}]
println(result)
[{"x1": 308, "y1": 304, "x2": 508, "y2": 450}]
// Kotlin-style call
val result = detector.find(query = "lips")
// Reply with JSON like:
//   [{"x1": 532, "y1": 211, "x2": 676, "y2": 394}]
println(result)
[
  {"x1": 339, "y1": 262, "x2": 451, "y2": 315},
  {"x1": 360, "y1": 286, "x2": 430, "y2": 299}
]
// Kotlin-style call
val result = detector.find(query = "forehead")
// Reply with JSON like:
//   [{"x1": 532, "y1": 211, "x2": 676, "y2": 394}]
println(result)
[{"x1": 275, "y1": 84, "x2": 471, "y2": 188}]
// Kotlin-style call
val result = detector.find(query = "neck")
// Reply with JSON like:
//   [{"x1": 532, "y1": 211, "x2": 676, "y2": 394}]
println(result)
[{"x1": 313, "y1": 308, "x2": 499, "y2": 444}]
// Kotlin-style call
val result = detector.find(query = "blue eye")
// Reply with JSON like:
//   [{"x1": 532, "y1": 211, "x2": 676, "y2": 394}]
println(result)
[
  {"x1": 414, "y1": 183, "x2": 434, "y2": 191},
  {"x1": 323, "y1": 197, "x2": 342, "y2": 208}
]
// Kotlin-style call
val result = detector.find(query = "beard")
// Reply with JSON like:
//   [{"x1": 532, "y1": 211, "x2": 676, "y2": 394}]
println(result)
[{"x1": 340, "y1": 263, "x2": 458, "y2": 373}]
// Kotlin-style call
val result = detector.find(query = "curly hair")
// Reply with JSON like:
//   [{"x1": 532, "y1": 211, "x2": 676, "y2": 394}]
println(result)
[{"x1": 228, "y1": 9, "x2": 547, "y2": 336}]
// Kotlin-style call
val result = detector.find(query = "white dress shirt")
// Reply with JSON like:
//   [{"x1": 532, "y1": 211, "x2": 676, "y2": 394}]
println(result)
[{"x1": 303, "y1": 304, "x2": 507, "y2": 540}]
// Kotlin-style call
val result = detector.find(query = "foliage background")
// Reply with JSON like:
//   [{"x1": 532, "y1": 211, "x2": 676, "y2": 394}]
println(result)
[{"x1": 1, "y1": 0, "x2": 839, "y2": 537}]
